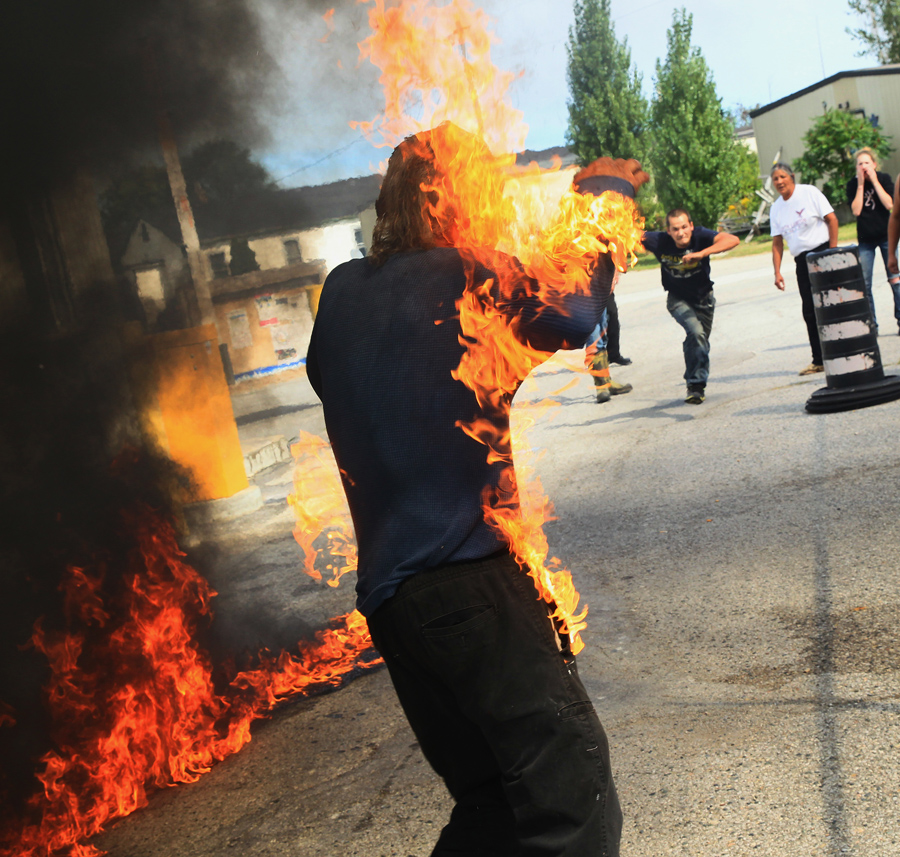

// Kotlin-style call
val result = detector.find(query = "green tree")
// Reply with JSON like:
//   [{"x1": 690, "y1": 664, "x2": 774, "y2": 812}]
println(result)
[
  {"x1": 792, "y1": 108, "x2": 893, "y2": 205},
  {"x1": 847, "y1": 0, "x2": 900, "y2": 63},
  {"x1": 721, "y1": 143, "x2": 763, "y2": 226},
  {"x1": 648, "y1": 8, "x2": 744, "y2": 228},
  {"x1": 565, "y1": 0, "x2": 649, "y2": 164},
  {"x1": 725, "y1": 103, "x2": 761, "y2": 129}
]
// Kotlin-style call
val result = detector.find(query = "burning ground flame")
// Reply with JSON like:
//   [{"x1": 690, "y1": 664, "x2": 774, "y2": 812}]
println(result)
[
  {"x1": 1, "y1": 492, "x2": 378, "y2": 857},
  {"x1": 2, "y1": 2, "x2": 643, "y2": 853},
  {"x1": 288, "y1": 431, "x2": 358, "y2": 588}
]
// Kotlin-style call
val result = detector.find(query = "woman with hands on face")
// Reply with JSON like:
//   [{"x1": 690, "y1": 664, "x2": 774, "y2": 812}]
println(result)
[{"x1": 846, "y1": 147, "x2": 898, "y2": 332}]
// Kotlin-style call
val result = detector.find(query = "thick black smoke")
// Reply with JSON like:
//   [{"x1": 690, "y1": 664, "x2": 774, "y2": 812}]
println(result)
[
  {"x1": 0, "y1": 305, "x2": 195, "y2": 819},
  {"x1": 0, "y1": 0, "x2": 284, "y2": 821},
  {"x1": 0, "y1": 0, "x2": 375, "y2": 834},
  {"x1": 0, "y1": 0, "x2": 280, "y2": 190}
]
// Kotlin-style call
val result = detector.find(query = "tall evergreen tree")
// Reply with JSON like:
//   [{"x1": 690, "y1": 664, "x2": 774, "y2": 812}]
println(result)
[
  {"x1": 565, "y1": 0, "x2": 649, "y2": 163},
  {"x1": 649, "y1": 8, "x2": 743, "y2": 228}
]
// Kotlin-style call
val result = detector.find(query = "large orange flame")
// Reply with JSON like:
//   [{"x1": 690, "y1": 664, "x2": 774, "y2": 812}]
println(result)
[
  {"x1": 352, "y1": 0, "x2": 526, "y2": 158},
  {"x1": 288, "y1": 431, "x2": 358, "y2": 588},
  {"x1": 1, "y1": 3, "x2": 645, "y2": 853},
  {"x1": 1, "y1": 501, "x2": 378, "y2": 857},
  {"x1": 351, "y1": 0, "x2": 644, "y2": 652}
]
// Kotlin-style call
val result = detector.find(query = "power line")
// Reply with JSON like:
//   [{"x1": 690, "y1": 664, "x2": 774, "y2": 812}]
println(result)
[{"x1": 274, "y1": 136, "x2": 370, "y2": 184}]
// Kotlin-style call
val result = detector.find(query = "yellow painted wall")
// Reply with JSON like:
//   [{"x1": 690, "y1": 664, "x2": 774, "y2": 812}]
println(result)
[
  {"x1": 130, "y1": 324, "x2": 249, "y2": 502},
  {"x1": 215, "y1": 286, "x2": 317, "y2": 376}
]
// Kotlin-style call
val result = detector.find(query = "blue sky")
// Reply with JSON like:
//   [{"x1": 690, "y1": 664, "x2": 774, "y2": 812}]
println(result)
[{"x1": 256, "y1": 0, "x2": 874, "y2": 187}]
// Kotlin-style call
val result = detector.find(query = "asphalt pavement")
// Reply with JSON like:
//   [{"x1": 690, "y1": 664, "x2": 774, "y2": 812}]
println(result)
[{"x1": 95, "y1": 250, "x2": 900, "y2": 857}]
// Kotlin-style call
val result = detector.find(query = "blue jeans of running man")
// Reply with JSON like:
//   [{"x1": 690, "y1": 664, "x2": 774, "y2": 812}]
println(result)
[
  {"x1": 584, "y1": 307, "x2": 609, "y2": 357},
  {"x1": 858, "y1": 240, "x2": 900, "y2": 329},
  {"x1": 666, "y1": 292, "x2": 716, "y2": 388}
]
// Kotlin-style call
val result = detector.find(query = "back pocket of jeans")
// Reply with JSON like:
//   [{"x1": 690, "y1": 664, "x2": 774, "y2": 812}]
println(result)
[
  {"x1": 420, "y1": 603, "x2": 497, "y2": 638},
  {"x1": 557, "y1": 699, "x2": 595, "y2": 721}
]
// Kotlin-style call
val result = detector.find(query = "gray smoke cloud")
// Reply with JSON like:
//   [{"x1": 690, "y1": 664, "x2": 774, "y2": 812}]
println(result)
[
  {"x1": 0, "y1": 0, "x2": 286, "y2": 189},
  {"x1": 255, "y1": 0, "x2": 385, "y2": 185},
  {"x1": 0, "y1": 0, "x2": 329, "y2": 822}
]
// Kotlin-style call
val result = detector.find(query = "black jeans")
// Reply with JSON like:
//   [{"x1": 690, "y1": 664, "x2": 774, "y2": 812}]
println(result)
[
  {"x1": 606, "y1": 293, "x2": 623, "y2": 361},
  {"x1": 795, "y1": 242, "x2": 829, "y2": 365},
  {"x1": 367, "y1": 552, "x2": 622, "y2": 857}
]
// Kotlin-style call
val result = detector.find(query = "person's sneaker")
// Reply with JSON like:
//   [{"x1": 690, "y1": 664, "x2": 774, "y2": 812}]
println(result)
[
  {"x1": 685, "y1": 385, "x2": 705, "y2": 404},
  {"x1": 798, "y1": 363, "x2": 824, "y2": 376},
  {"x1": 609, "y1": 354, "x2": 633, "y2": 366}
]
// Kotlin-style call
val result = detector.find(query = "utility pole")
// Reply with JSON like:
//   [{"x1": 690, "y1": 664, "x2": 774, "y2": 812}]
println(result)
[{"x1": 142, "y1": 45, "x2": 215, "y2": 328}]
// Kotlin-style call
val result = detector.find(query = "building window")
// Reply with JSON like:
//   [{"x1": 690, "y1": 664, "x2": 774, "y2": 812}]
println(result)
[
  {"x1": 135, "y1": 267, "x2": 165, "y2": 303},
  {"x1": 283, "y1": 239, "x2": 303, "y2": 265},
  {"x1": 354, "y1": 228, "x2": 366, "y2": 257},
  {"x1": 208, "y1": 252, "x2": 229, "y2": 279},
  {"x1": 134, "y1": 267, "x2": 166, "y2": 326}
]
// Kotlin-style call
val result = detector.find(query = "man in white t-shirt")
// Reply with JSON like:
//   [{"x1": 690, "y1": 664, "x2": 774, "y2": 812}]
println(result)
[{"x1": 770, "y1": 162, "x2": 839, "y2": 375}]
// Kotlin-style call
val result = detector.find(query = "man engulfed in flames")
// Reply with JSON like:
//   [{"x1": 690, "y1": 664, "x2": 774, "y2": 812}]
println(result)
[{"x1": 306, "y1": 122, "x2": 646, "y2": 856}]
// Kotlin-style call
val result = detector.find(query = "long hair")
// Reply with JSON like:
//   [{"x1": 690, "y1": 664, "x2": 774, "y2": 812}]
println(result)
[
  {"x1": 368, "y1": 123, "x2": 497, "y2": 268},
  {"x1": 369, "y1": 133, "x2": 442, "y2": 267}
]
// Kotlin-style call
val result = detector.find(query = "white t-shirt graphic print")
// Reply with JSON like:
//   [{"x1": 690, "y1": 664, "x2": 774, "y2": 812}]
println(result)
[{"x1": 770, "y1": 184, "x2": 834, "y2": 256}]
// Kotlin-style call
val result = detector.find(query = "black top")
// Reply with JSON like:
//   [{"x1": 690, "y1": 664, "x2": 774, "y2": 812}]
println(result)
[
  {"x1": 846, "y1": 171, "x2": 893, "y2": 244},
  {"x1": 307, "y1": 247, "x2": 610, "y2": 616},
  {"x1": 641, "y1": 225, "x2": 718, "y2": 301}
]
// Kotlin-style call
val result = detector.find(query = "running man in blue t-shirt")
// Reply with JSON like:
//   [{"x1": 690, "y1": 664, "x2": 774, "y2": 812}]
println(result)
[{"x1": 641, "y1": 209, "x2": 739, "y2": 403}]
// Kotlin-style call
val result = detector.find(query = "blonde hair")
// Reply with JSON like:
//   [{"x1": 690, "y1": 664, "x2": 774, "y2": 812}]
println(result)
[{"x1": 855, "y1": 147, "x2": 880, "y2": 169}]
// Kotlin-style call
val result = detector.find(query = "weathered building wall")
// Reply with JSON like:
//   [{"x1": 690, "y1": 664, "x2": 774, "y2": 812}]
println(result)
[
  {"x1": 752, "y1": 68, "x2": 900, "y2": 185},
  {"x1": 204, "y1": 218, "x2": 366, "y2": 283},
  {"x1": 122, "y1": 221, "x2": 192, "y2": 325},
  {"x1": 209, "y1": 264, "x2": 324, "y2": 379}
]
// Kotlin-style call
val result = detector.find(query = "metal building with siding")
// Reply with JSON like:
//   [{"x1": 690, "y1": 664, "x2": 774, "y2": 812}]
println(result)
[{"x1": 750, "y1": 65, "x2": 900, "y2": 185}]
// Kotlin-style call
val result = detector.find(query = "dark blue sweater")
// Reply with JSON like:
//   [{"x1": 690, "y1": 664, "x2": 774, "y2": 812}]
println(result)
[{"x1": 307, "y1": 247, "x2": 610, "y2": 616}]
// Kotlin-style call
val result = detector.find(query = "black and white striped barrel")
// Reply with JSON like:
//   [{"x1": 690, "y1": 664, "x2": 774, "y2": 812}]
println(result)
[{"x1": 805, "y1": 246, "x2": 900, "y2": 413}]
